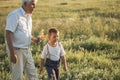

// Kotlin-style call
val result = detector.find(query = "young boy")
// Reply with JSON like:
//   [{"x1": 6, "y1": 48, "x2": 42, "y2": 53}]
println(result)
[{"x1": 40, "y1": 28, "x2": 67, "y2": 80}]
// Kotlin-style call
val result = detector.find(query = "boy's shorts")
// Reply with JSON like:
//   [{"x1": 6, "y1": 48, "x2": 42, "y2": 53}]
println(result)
[{"x1": 45, "y1": 58, "x2": 60, "y2": 80}]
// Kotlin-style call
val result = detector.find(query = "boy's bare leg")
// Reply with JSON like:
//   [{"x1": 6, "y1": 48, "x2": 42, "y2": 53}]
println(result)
[{"x1": 54, "y1": 68, "x2": 59, "y2": 80}]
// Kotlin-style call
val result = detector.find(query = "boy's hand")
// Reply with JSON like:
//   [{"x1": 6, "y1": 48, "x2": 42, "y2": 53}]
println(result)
[
  {"x1": 10, "y1": 54, "x2": 18, "y2": 64},
  {"x1": 40, "y1": 68, "x2": 44, "y2": 74},
  {"x1": 40, "y1": 58, "x2": 45, "y2": 74},
  {"x1": 63, "y1": 65, "x2": 68, "y2": 71}
]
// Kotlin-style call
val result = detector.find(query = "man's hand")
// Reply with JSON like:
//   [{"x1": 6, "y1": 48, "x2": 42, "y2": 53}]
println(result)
[
  {"x1": 31, "y1": 36, "x2": 44, "y2": 44},
  {"x1": 10, "y1": 53, "x2": 18, "y2": 64}
]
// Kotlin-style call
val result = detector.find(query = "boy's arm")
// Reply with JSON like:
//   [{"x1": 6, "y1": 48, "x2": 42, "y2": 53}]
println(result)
[
  {"x1": 40, "y1": 58, "x2": 44, "y2": 73},
  {"x1": 61, "y1": 56, "x2": 67, "y2": 71},
  {"x1": 40, "y1": 45, "x2": 47, "y2": 73}
]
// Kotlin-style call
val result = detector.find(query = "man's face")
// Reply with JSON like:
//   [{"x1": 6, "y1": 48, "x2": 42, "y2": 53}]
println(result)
[
  {"x1": 49, "y1": 33, "x2": 59, "y2": 43},
  {"x1": 25, "y1": 0, "x2": 37, "y2": 14}
]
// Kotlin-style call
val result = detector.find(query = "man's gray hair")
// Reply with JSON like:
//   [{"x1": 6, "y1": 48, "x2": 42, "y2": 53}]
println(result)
[{"x1": 21, "y1": 0, "x2": 38, "y2": 5}]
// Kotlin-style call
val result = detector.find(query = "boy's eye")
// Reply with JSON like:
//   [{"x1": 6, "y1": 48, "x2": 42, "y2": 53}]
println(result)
[{"x1": 53, "y1": 35, "x2": 58, "y2": 38}]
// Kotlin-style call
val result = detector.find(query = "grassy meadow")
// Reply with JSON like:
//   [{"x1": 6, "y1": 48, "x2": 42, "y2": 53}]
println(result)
[{"x1": 0, "y1": 0, "x2": 120, "y2": 80}]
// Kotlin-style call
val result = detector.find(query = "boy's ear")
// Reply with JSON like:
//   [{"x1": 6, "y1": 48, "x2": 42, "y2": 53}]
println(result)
[{"x1": 48, "y1": 35, "x2": 50, "y2": 39}]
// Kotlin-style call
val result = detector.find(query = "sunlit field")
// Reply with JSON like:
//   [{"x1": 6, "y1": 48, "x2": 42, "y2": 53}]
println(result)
[{"x1": 0, "y1": 0, "x2": 120, "y2": 80}]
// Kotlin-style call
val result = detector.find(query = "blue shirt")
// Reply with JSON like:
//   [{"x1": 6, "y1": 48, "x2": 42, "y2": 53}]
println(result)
[{"x1": 6, "y1": 7, "x2": 32, "y2": 48}]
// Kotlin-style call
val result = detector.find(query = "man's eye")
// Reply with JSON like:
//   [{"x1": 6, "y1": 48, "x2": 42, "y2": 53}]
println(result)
[{"x1": 32, "y1": 4, "x2": 35, "y2": 7}]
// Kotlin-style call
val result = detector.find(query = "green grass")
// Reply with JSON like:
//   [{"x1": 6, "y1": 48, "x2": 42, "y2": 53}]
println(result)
[{"x1": 0, "y1": 0, "x2": 120, "y2": 80}]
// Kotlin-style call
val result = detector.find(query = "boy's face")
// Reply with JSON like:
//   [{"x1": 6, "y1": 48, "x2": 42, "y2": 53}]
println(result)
[{"x1": 49, "y1": 32, "x2": 59, "y2": 43}]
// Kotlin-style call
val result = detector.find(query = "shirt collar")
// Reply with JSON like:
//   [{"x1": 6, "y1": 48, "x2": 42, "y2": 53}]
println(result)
[{"x1": 20, "y1": 7, "x2": 32, "y2": 17}]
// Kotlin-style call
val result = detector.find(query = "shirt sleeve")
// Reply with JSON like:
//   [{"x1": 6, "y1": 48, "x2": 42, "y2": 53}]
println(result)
[
  {"x1": 6, "y1": 14, "x2": 18, "y2": 33},
  {"x1": 41, "y1": 45, "x2": 48, "y2": 59},
  {"x1": 59, "y1": 43, "x2": 66, "y2": 56}
]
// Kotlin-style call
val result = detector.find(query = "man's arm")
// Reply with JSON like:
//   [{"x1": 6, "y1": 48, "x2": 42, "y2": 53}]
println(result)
[
  {"x1": 61, "y1": 56, "x2": 68, "y2": 71},
  {"x1": 6, "y1": 30, "x2": 18, "y2": 64}
]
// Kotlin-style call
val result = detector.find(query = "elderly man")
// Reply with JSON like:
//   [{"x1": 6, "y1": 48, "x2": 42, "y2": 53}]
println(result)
[{"x1": 6, "y1": 0, "x2": 39, "y2": 80}]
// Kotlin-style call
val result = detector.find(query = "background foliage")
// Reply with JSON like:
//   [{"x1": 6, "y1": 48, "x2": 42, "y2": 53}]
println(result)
[{"x1": 0, "y1": 0, "x2": 120, "y2": 80}]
